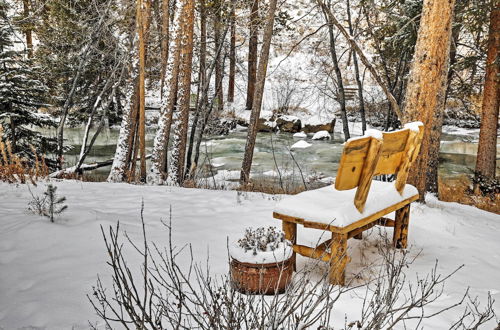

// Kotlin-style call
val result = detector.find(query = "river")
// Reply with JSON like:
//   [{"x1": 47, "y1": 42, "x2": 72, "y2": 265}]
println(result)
[{"x1": 42, "y1": 125, "x2": 499, "y2": 186}]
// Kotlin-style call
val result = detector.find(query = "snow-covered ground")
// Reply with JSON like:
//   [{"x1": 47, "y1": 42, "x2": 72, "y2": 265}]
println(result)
[{"x1": 0, "y1": 181, "x2": 499, "y2": 329}]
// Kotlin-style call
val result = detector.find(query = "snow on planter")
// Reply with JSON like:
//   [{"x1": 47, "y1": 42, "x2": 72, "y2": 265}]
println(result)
[
  {"x1": 312, "y1": 130, "x2": 331, "y2": 140},
  {"x1": 229, "y1": 227, "x2": 293, "y2": 264},
  {"x1": 293, "y1": 131, "x2": 307, "y2": 138},
  {"x1": 291, "y1": 140, "x2": 312, "y2": 149}
]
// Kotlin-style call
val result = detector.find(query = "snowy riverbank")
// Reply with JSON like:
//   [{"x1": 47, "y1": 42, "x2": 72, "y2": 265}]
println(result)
[{"x1": 0, "y1": 181, "x2": 499, "y2": 329}]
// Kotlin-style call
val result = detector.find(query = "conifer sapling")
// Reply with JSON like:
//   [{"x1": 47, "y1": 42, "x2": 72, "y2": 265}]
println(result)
[{"x1": 43, "y1": 184, "x2": 68, "y2": 222}]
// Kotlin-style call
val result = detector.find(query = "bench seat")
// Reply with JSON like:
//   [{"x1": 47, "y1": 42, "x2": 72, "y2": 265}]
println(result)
[{"x1": 274, "y1": 181, "x2": 418, "y2": 228}]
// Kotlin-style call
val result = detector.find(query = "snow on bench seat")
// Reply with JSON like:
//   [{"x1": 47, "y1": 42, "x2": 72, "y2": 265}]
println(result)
[{"x1": 274, "y1": 180, "x2": 418, "y2": 228}]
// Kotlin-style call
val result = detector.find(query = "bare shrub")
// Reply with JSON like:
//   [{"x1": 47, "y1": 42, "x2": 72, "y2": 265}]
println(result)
[{"x1": 89, "y1": 207, "x2": 497, "y2": 329}]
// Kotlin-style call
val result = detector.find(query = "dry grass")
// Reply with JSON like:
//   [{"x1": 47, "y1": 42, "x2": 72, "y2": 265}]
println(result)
[
  {"x1": 237, "y1": 178, "x2": 309, "y2": 195},
  {"x1": 439, "y1": 176, "x2": 499, "y2": 215},
  {"x1": 0, "y1": 126, "x2": 49, "y2": 185},
  {"x1": 56, "y1": 171, "x2": 105, "y2": 182}
]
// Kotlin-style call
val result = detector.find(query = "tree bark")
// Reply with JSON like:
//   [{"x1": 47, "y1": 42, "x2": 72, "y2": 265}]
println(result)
[
  {"x1": 137, "y1": 0, "x2": 151, "y2": 182},
  {"x1": 22, "y1": 0, "x2": 33, "y2": 58},
  {"x1": 186, "y1": 0, "x2": 208, "y2": 176},
  {"x1": 149, "y1": 0, "x2": 182, "y2": 183},
  {"x1": 228, "y1": 0, "x2": 236, "y2": 103},
  {"x1": 347, "y1": 0, "x2": 366, "y2": 134},
  {"x1": 323, "y1": 6, "x2": 349, "y2": 141},
  {"x1": 403, "y1": 0, "x2": 456, "y2": 201},
  {"x1": 214, "y1": 0, "x2": 224, "y2": 112},
  {"x1": 246, "y1": 0, "x2": 259, "y2": 110},
  {"x1": 240, "y1": 0, "x2": 278, "y2": 183},
  {"x1": 159, "y1": 0, "x2": 170, "y2": 98},
  {"x1": 475, "y1": 0, "x2": 500, "y2": 179},
  {"x1": 169, "y1": 0, "x2": 196, "y2": 184}
]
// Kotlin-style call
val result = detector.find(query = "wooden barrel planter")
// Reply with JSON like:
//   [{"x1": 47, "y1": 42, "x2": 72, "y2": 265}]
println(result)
[{"x1": 230, "y1": 257, "x2": 294, "y2": 295}]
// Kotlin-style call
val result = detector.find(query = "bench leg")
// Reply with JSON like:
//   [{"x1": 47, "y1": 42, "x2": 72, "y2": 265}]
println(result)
[
  {"x1": 393, "y1": 204, "x2": 411, "y2": 249},
  {"x1": 282, "y1": 221, "x2": 297, "y2": 271},
  {"x1": 329, "y1": 232, "x2": 348, "y2": 285}
]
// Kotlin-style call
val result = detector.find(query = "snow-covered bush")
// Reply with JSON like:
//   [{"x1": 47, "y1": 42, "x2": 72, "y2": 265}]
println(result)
[
  {"x1": 230, "y1": 226, "x2": 293, "y2": 264},
  {"x1": 237, "y1": 226, "x2": 288, "y2": 255}
]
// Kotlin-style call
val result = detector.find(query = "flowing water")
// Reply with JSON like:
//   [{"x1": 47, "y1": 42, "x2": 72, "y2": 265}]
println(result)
[{"x1": 43, "y1": 125, "x2": 499, "y2": 184}]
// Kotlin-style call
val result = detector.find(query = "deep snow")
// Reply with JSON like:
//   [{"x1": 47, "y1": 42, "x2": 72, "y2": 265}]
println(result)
[{"x1": 0, "y1": 181, "x2": 499, "y2": 329}]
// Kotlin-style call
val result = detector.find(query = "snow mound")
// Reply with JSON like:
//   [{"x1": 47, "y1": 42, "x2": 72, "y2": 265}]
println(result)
[
  {"x1": 293, "y1": 131, "x2": 307, "y2": 138},
  {"x1": 312, "y1": 131, "x2": 331, "y2": 140},
  {"x1": 291, "y1": 140, "x2": 312, "y2": 149}
]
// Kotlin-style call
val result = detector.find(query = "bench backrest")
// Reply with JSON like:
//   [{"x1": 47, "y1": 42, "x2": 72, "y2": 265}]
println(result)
[{"x1": 335, "y1": 122, "x2": 424, "y2": 212}]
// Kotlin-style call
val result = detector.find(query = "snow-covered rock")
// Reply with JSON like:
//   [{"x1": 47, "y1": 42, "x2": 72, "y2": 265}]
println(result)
[
  {"x1": 258, "y1": 118, "x2": 277, "y2": 132},
  {"x1": 293, "y1": 131, "x2": 307, "y2": 138},
  {"x1": 291, "y1": 140, "x2": 312, "y2": 149},
  {"x1": 303, "y1": 118, "x2": 336, "y2": 133},
  {"x1": 312, "y1": 130, "x2": 331, "y2": 140},
  {"x1": 276, "y1": 115, "x2": 301, "y2": 133}
]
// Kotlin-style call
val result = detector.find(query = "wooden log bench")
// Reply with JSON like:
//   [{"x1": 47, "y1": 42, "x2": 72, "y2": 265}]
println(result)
[{"x1": 273, "y1": 122, "x2": 424, "y2": 285}]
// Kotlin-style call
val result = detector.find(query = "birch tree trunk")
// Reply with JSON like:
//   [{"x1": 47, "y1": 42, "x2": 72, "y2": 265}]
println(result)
[
  {"x1": 246, "y1": 0, "x2": 259, "y2": 110},
  {"x1": 240, "y1": 0, "x2": 278, "y2": 184},
  {"x1": 475, "y1": 0, "x2": 500, "y2": 180},
  {"x1": 169, "y1": 0, "x2": 195, "y2": 185},
  {"x1": 403, "y1": 0, "x2": 456, "y2": 201}
]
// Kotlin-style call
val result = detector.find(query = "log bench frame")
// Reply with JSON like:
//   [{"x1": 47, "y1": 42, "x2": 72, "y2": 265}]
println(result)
[{"x1": 273, "y1": 123, "x2": 424, "y2": 285}]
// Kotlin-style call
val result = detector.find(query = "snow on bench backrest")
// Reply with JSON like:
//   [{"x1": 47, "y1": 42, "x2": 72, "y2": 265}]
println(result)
[{"x1": 335, "y1": 122, "x2": 424, "y2": 212}]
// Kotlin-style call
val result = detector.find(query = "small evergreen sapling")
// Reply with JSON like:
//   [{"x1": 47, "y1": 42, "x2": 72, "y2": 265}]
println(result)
[{"x1": 43, "y1": 184, "x2": 67, "y2": 222}]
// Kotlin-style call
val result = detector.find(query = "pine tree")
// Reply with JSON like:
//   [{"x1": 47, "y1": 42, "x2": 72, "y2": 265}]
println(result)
[
  {"x1": 0, "y1": 0, "x2": 57, "y2": 168},
  {"x1": 43, "y1": 184, "x2": 68, "y2": 223}
]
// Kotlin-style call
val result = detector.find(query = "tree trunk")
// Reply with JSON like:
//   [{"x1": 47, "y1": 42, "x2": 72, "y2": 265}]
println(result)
[
  {"x1": 137, "y1": 0, "x2": 151, "y2": 182},
  {"x1": 214, "y1": 0, "x2": 224, "y2": 112},
  {"x1": 149, "y1": 0, "x2": 182, "y2": 183},
  {"x1": 246, "y1": 0, "x2": 259, "y2": 110},
  {"x1": 403, "y1": 0, "x2": 456, "y2": 201},
  {"x1": 347, "y1": 0, "x2": 366, "y2": 134},
  {"x1": 228, "y1": 0, "x2": 236, "y2": 103},
  {"x1": 186, "y1": 0, "x2": 208, "y2": 176},
  {"x1": 475, "y1": 0, "x2": 500, "y2": 179},
  {"x1": 323, "y1": 6, "x2": 349, "y2": 141},
  {"x1": 22, "y1": 0, "x2": 33, "y2": 58},
  {"x1": 240, "y1": 0, "x2": 278, "y2": 184},
  {"x1": 159, "y1": 0, "x2": 170, "y2": 97},
  {"x1": 169, "y1": 0, "x2": 195, "y2": 185}
]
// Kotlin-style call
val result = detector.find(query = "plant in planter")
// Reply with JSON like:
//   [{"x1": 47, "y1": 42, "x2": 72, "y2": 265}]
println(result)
[{"x1": 229, "y1": 226, "x2": 294, "y2": 295}]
